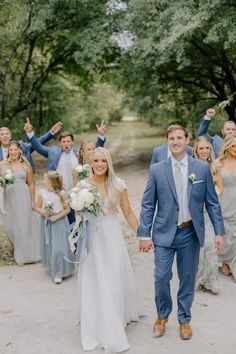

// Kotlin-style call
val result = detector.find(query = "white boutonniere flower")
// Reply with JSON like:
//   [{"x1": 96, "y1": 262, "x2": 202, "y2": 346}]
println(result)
[{"x1": 188, "y1": 173, "x2": 196, "y2": 183}]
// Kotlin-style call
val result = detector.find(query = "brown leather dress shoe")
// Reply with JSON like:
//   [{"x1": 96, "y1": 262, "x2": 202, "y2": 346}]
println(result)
[
  {"x1": 180, "y1": 323, "x2": 192, "y2": 340},
  {"x1": 153, "y1": 319, "x2": 168, "y2": 337}
]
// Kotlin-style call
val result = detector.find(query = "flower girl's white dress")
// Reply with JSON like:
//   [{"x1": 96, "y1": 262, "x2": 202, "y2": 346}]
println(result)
[{"x1": 78, "y1": 179, "x2": 141, "y2": 353}]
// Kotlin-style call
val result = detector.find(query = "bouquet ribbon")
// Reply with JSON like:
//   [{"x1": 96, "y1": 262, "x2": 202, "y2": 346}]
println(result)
[
  {"x1": 65, "y1": 213, "x2": 91, "y2": 266},
  {"x1": 0, "y1": 187, "x2": 6, "y2": 214}
]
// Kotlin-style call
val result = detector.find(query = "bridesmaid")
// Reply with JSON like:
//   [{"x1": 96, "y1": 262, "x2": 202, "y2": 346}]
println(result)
[
  {"x1": 192, "y1": 136, "x2": 222, "y2": 294},
  {"x1": 0, "y1": 141, "x2": 40, "y2": 265},
  {"x1": 72, "y1": 141, "x2": 95, "y2": 185},
  {"x1": 215, "y1": 136, "x2": 236, "y2": 282}
]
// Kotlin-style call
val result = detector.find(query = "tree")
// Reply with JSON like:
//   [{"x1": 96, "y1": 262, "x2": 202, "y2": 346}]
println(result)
[
  {"x1": 114, "y1": 0, "x2": 236, "y2": 124},
  {"x1": 0, "y1": 0, "x2": 116, "y2": 129}
]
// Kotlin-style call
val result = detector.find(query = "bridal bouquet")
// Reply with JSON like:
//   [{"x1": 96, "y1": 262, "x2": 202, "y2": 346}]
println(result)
[
  {"x1": 64, "y1": 180, "x2": 103, "y2": 264},
  {"x1": 67, "y1": 180, "x2": 103, "y2": 216},
  {"x1": 0, "y1": 169, "x2": 15, "y2": 187},
  {"x1": 44, "y1": 201, "x2": 54, "y2": 216},
  {"x1": 75, "y1": 164, "x2": 91, "y2": 181}
]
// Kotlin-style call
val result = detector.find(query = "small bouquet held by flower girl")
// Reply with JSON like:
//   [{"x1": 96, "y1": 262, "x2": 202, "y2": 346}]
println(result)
[
  {"x1": 44, "y1": 201, "x2": 54, "y2": 217},
  {"x1": 75, "y1": 164, "x2": 91, "y2": 181},
  {"x1": 64, "y1": 180, "x2": 104, "y2": 264},
  {"x1": 0, "y1": 169, "x2": 15, "y2": 188}
]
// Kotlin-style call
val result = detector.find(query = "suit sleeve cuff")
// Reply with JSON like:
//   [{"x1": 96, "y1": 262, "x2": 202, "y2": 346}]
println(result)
[
  {"x1": 27, "y1": 131, "x2": 34, "y2": 139},
  {"x1": 138, "y1": 237, "x2": 152, "y2": 240}
]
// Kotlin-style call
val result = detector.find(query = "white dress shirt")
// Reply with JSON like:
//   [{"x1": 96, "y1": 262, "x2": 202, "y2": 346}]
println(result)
[
  {"x1": 57, "y1": 149, "x2": 78, "y2": 190},
  {"x1": 171, "y1": 154, "x2": 191, "y2": 224}
]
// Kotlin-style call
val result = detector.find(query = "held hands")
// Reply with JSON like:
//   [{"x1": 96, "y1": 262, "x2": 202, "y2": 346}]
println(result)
[
  {"x1": 139, "y1": 239, "x2": 154, "y2": 253},
  {"x1": 206, "y1": 108, "x2": 216, "y2": 119},
  {"x1": 215, "y1": 235, "x2": 224, "y2": 254},
  {"x1": 96, "y1": 120, "x2": 106, "y2": 136},
  {"x1": 50, "y1": 121, "x2": 63, "y2": 134}
]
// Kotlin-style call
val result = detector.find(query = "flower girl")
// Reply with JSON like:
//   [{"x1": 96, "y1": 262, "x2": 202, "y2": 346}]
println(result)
[{"x1": 35, "y1": 171, "x2": 74, "y2": 284}]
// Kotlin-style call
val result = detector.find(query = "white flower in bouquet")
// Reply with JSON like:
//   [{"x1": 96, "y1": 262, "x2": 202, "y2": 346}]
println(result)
[
  {"x1": 44, "y1": 201, "x2": 54, "y2": 216},
  {"x1": 75, "y1": 164, "x2": 91, "y2": 181},
  {"x1": 0, "y1": 169, "x2": 15, "y2": 187},
  {"x1": 67, "y1": 181, "x2": 103, "y2": 216}
]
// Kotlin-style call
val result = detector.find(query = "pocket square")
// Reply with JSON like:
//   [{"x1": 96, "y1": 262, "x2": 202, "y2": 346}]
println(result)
[{"x1": 192, "y1": 180, "x2": 204, "y2": 184}]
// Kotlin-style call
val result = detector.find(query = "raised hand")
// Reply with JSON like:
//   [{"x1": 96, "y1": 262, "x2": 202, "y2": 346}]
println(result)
[
  {"x1": 206, "y1": 108, "x2": 216, "y2": 119},
  {"x1": 50, "y1": 121, "x2": 63, "y2": 134},
  {"x1": 96, "y1": 120, "x2": 106, "y2": 136},
  {"x1": 24, "y1": 118, "x2": 33, "y2": 133}
]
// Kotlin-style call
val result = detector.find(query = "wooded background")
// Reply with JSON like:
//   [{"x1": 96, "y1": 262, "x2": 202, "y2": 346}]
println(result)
[{"x1": 0, "y1": 0, "x2": 235, "y2": 138}]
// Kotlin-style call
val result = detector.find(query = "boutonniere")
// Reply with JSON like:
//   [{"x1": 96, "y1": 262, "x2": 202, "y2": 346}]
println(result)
[{"x1": 188, "y1": 173, "x2": 196, "y2": 183}]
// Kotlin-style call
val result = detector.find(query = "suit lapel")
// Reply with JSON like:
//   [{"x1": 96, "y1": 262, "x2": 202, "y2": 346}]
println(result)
[
  {"x1": 165, "y1": 158, "x2": 178, "y2": 205},
  {"x1": 0, "y1": 148, "x2": 3, "y2": 161},
  {"x1": 187, "y1": 156, "x2": 196, "y2": 204}
]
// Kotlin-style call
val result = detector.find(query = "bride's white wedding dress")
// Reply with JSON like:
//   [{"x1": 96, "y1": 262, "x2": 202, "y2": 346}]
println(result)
[{"x1": 78, "y1": 180, "x2": 141, "y2": 353}]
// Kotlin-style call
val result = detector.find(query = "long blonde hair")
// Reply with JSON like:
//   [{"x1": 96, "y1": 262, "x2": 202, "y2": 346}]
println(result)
[
  {"x1": 91, "y1": 147, "x2": 124, "y2": 213},
  {"x1": 45, "y1": 171, "x2": 65, "y2": 204},
  {"x1": 7, "y1": 141, "x2": 28, "y2": 166},
  {"x1": 218, "y1": 136, "x2": 236, "y2": 168},
  {"x1": 192, "y1": 136, "x2": 216, "y2": 180}
]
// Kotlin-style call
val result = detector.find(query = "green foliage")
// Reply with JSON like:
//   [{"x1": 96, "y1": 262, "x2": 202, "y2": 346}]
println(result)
[
  {"x1": 113, "y1": 0, "x2": 236, "y2": 127},
  {"x1": 0, "y1": 0, "x2": 120, "y2": 134}
]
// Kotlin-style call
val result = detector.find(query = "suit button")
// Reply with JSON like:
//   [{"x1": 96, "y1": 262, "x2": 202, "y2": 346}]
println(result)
[{"x1": 177, "y1": 208, "x2": 179, "y2": 211}]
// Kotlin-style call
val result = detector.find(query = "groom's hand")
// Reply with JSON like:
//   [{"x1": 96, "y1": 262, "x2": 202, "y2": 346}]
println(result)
[
  {"x1": 139, "y1": 239, "x2": 154, "y2": 253},
  {"x1": 215, "y1": 235, "x2": 224, "y2": 254}
]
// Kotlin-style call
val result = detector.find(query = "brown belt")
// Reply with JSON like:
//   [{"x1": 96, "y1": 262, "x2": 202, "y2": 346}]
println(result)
[{"x1": 177, "y1": 220, "x2": 193, "y2": 229}]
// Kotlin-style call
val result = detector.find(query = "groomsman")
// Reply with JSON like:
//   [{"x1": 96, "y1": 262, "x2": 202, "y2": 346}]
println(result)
[
  {"x1": 198, "y1": 108, "x2": 236, "y2": 157},
  {"x1": 24, "y1": 121, "x2": 106, "y2": 223},
  {"x1": 0, "y1": 121, "x2": 62, "y2": 173},
  {"x1": 138, "y1": 124, "x2": 224, "y2": 340},
  {"x1": 151, "y1": 142, "x2": 192, "y2": 165}
]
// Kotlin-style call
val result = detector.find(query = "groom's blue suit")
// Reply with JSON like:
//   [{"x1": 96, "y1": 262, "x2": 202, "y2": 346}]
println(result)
[{"x1": 138, "y1": 155, "x2": 224, "y2": 323}]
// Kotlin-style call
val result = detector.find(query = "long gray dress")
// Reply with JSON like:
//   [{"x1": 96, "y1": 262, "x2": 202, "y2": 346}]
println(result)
[
  {"x1": 218, "y1": 170, "x2": 236, "y2": 276},
  {"x1": 39, "y1": 189, "x2": 74, "y2": 280},
  {"x1": 1, "y1": 166, "x2": 40, "y2": 264}
]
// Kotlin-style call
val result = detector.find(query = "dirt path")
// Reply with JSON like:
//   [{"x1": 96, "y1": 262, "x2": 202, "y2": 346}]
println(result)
[{"x1": 0, "y1": 121, "x2": 236, "y2": 354}]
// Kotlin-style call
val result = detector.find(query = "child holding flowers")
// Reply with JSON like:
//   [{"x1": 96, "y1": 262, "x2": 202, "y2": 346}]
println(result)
[{"x1": 35, "y1": 171, "x2": 74, "y2": 284}]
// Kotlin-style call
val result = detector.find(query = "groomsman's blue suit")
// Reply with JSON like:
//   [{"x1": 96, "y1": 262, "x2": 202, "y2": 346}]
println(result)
[
  {"x1": 151, "y1": 144, "x2": 192, "y2": 165},
  {"x1": 29, "y1": 133, "x2": 105, "y2": 223},
  {"x1": 138, "y1": 156, "x2": 224, "y2": 323},
  {"x1": 198, "y1": 117, "x2": 224, "y2": 158},
  {"x1": 28, "y1": 134, "x2": 105, "y2": 171},
  {"x1": 0, "y1": 131, "x2": 54, "y2": 173}
]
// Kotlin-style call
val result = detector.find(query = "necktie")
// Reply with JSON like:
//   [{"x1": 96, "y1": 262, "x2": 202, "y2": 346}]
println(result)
[{"x1": 174, "y1": 162, "x2": 184, "y2": 225}]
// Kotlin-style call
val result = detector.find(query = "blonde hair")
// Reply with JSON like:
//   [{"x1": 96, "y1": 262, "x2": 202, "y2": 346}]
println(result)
[
  {"x1": 192, "y1": 136, "x2": 217, "y2": 180},
  {"x1": 218, "y1": 136, "x2": 236, "y2": 168},
  {"x1": 78, "y1": 141, "x2": 95, "y2": 165},
  {"x1": 91, "y1": 147, "x2": 124, "y2": 213},
  {"x1": 7, "y1": 141, "x2": 28, "y2": 165},
  {"x1": 45, "y1": 171, "x2": 65, "y2": 204}
]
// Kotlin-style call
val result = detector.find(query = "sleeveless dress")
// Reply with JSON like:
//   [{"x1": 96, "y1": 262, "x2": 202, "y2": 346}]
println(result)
[
  {"x1": 218, "y1": 171, "x2": 236, "y2": 276},
  {"x1": 39, "y1": 189, "x2": 74, "y2": 280},
  {"x1": 78, "y1": 179, "x2": 142, "y2": 353},
  {"x1": 1, "y1": 166, "x2": 40, "y2": 264}
]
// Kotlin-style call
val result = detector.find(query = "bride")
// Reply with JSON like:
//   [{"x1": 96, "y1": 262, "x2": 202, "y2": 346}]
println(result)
[{"x1": 78, "y1": 147, "x2": 142, "y2": 353}]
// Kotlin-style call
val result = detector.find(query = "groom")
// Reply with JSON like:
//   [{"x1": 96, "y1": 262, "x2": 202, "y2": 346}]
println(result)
[{"x1": 138, "y1": 125, "x2": 224, "y2": 340}]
